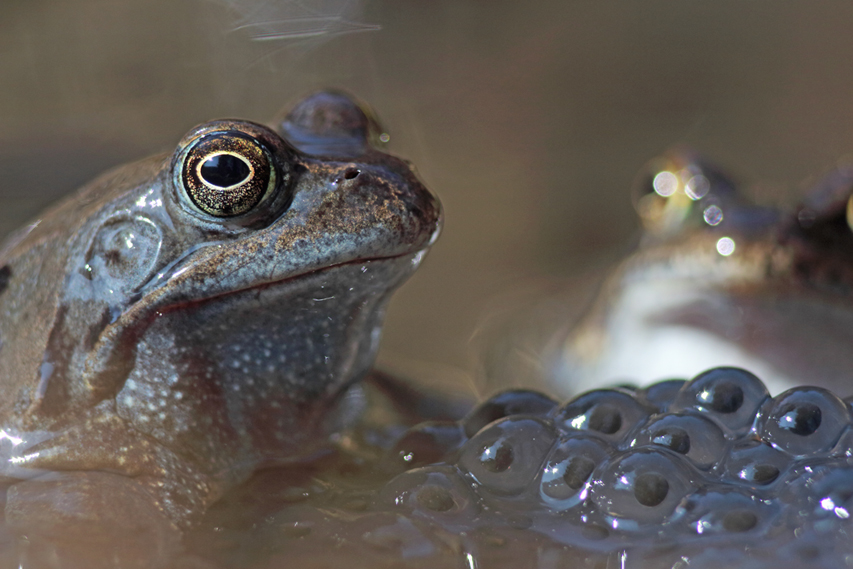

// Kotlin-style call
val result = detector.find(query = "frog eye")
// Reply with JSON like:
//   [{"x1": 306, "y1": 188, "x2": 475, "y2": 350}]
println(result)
[{"x1": 180, "y1": 131, "x2": 277, "y2": 217}]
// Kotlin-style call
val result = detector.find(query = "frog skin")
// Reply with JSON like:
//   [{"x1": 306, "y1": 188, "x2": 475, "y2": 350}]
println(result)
[
  {"x1": 553, "y1": 150, "x2": 853, "y2": 397},
  {"x1": 0, "y1": 91, "x2": 441, "y2": 565}
]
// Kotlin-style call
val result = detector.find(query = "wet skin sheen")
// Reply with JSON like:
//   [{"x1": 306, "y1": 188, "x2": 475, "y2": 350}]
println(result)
[{"x1": 0, "y1": 91, "x2": 441, "y2": 565}]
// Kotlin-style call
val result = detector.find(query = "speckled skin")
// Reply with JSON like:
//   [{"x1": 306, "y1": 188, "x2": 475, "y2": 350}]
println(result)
[
  {"x1": 0, "y1": 91, "x2": 441, "y2": 563},
  {"x1": 555, "y1": 151, "x2": 853, "y2": 397}
]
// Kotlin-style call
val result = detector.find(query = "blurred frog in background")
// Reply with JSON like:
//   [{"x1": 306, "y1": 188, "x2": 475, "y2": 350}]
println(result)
[{"x1": 551, "y1": 150, "x2": 853, "y2": 397}]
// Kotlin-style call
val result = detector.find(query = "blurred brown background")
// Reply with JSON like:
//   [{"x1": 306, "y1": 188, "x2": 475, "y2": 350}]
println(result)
[{"x1": 2, "y1": 1, "x2": 853, "y2": 393}]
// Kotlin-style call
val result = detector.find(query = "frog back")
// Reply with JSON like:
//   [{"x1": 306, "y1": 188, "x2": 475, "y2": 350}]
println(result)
[{"x1": 0, "y1": 157, "x2": 165, "y2": 427}]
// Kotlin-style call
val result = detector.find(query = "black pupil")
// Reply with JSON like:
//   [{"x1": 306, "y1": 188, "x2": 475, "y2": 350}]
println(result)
[
  {"x1": 777, "y1": 403, "x2": 822, "y2": 436},
  {"x1": 634, "y1": 472, "x2": 669, "y2": 507},
  {"x1": 750, "y1": 464, "x2": 780, "y2": 484},
  {"x1": 706, "y1": 381, "x2": 744, "y2": 414},
  {"x1": 481, "y1": 440, "x2": 514, "y2": 473},
  {"x1": 564, "y1": 457, "x2": 596, "y2": 490},
  {"x1": 652, "y1": 427, "x2": 691, "y2": 455},
  {"x1": 722, "y1": 510, "x2": 758, "y2": 532},
  {"x1": 200, "y1": 154, "x2": 251, "y2": 188},
  {"x1": 416, "y1": 486, "x2": 455, "y2": 512},
  {"x1": 588, "y1": 404, "x2": 622, "y2": 434}
]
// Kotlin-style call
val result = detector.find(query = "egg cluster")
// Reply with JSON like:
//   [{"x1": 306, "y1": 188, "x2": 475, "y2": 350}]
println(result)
[{"x1": 378, "y1": 368, "x2": 853, "y2": 567}]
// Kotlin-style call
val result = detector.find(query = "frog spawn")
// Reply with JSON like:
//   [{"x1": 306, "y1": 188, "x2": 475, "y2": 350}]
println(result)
[{"x1": 374, "y1": 367, "x2": 853, "y2": 567}]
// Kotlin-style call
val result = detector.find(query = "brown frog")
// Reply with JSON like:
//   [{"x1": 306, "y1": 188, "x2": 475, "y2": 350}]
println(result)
[
  {"x1": 0, "y1": 91, "x2": 441, "y2": 566},
  {"x1": 554, "y1": 150, "x2": 853, "y2": 397}
]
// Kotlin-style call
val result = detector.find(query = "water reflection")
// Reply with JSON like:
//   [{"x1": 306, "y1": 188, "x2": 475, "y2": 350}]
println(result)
[
  {"x1": 703, "y1": 204, "x2": 723, "y2": 226},
  {"x1": 716, "y1": 236, "x2": 735, "y2": 256},
  {"x1": 685, "y1": 174, "x2": 711, "y2": 201},
  {"x1": 652, "y1": 170, "x2": 679, "y2": 197},
  {"x1": 216, "y1": 0, "x2": 379, "y2": 42},
  {"x1": 632, "y1": 150, "x2": 743, "y2": 238}
]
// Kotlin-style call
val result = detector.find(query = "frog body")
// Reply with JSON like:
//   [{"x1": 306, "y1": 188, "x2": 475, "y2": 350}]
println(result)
[
  {"x1": 556, "y1": 151, "x2": 853, "y2": 396},
  {"x1": 0, "y1": 91, "x2": 441, "y2": 563}
]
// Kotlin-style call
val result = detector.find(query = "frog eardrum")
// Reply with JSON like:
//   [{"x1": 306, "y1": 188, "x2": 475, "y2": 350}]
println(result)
[
  {"x1": 178, "y1": 127, "x2": 278, "y2": 217},
  {"x1": 0, "y1": 91, "x2": 441, "y2": 567}
]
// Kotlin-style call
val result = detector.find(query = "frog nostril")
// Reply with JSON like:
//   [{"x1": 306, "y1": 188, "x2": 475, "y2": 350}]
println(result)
[
  {"x1": 343, "y1": 168, "x2": 360, "y2": 180},
  {"x1": 0, "y1": 265, "x2": 11, "y2": 296}
]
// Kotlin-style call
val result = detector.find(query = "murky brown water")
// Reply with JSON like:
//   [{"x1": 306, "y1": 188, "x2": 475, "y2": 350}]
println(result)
[
  {"x1": 4, "y1": 1, "x2": 853, "y2": 567},
  {"x1": 5, "y1": 1, "x2": 853, "y2": 384}
]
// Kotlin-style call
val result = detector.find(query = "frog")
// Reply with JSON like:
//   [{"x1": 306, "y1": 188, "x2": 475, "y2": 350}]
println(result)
[
  {"x1": 552, "y1": 149, "x2": 853, "y2": 397},
  {"x1": 0, "y1": 90, "x2": 441, "y2": 567}
]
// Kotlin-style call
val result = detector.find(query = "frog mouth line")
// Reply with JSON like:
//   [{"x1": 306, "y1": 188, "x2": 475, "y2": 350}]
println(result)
[
  {"x1": 137, "y1": 236, "x2": 430, "y2": 306},
  {"x1": 238, "y1": 219, "x2": 440, "y2": 299},
  {"x1": 243, "y1": 249, "x2": 427, "y2": 297},
  {"x1": 155, "y1": 248, "x2": 429, "y2": 311}
]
